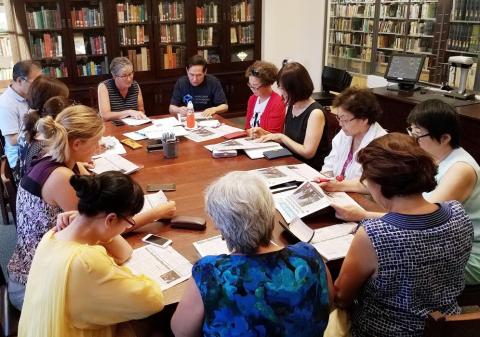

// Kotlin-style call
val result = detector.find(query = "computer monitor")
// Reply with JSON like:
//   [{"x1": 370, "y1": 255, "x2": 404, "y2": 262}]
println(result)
[
  {"x1": 384, "y1": 54, "x2": 425, "y2": 91},
  {"x1": 321, "y1": 66, "x2": 352, "y2": 95}
]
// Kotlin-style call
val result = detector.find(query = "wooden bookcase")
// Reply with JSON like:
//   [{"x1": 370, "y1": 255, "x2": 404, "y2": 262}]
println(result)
[
  {"x1": 326, "y1": 0, "x2": 479, "y2": 87},
  {"x1": 16, "y1": 0, "x2": 261, "y2": 115},
  {"x1": 0, "y1": 0, "x2": 20, "y2": 88}
]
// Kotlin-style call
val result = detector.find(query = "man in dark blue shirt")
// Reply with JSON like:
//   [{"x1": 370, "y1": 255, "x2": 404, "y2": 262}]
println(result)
[{"x1": 169, "y1": 55, "x2": 228, "y2": 117}]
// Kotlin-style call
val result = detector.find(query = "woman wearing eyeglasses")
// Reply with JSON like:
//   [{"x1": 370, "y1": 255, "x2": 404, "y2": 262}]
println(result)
[
  {"x1": 244, "y1": 61, "x2": 285, "y2": 136},
  {"x1": 7, "y1": 105, "x2": 176, "y2": 310},
  {"x1": 320, "y1": 88, "x2": 386, "y2": 181},
  {"x1": 19, "y1": 171, "x2": 165, "y2": 337},
  {"x1": 98, "y1": 56, "x2": 147, "y2": 121},
  {"x1": 257, "y1": 62, "x2": 330, "y2": 170}
]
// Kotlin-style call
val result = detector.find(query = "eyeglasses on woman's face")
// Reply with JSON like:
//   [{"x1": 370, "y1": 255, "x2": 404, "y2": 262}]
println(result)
[
  {"x1": 406, "y1": 126, "x2": 430, "y2": 141},
  {"x1": 247, "y1": 82, "x2": 264, "y2": 91},
  {"x1": 120, "y1": 215, "x2": 136, "y2": 229},
  {"x1": 115, "y1": 71, "x2": 134, "y2": 80},
  {"x1": 335, "y1": 114, "x2": 356, "y2": 124}
]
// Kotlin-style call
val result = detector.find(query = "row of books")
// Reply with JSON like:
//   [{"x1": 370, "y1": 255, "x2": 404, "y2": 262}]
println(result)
[
  {"x1": 380, "y1": 3, "x2": 407, "y2": 18},
  {"x1": 158, "y1": 1, "x2": 185, "y2": 21},
  {"x1": 0, "y1": 37, "x2": 12, "y2": 57},
  {"x1": 116, "y1": 3, "x2": 148, "y2": 23},
  {"x1": 378, "y1": 35, "x2": 404, "y2": 50},
  {"x1": 231, "y1": 0, "x2": 255, "y2": 22},
  {"x1": 160, "y1": 45, "x2": 185, "y2": 69},
  {"x1": 77, "y1": 59, "x2": 109, "y2": 77},
  {"x1": 230, "y1": 24, "x2": 254, "y2": 44},
  {"x1": 74, "y1": 34, "x2": 107, "y2": 55},
  {"x1": 70, "y1": 4, "x2": 104, "y2": 28},
  {"x1": 334, "y1": 4, "x2": 375, "y2": 17},
  {"x1": 197, "y1": 27, "x2": 215, "y2": 46},
  {"x1": 30, "y1": 33, "x2": 63, "y2": 59},
  {"x1": 405, "y1": 37, "x2": 432, "y2": 53},
  {"x1": 26, "y1": 6, "x2": 61, "y2": 30},
  {"x1": 196, "y1": 3, "x2": 218, "y2": 24},
  {"x1": 197, "y1": 49, "x2": 220, "y2": 64},
  {"x1": 160, "y1": 24, "x2": 186, "y2": 43},
  {"x1": 122, "y1": 47, "x2": 150, "y2": 72},
  {"x1": 0, "y1": 68, "x2": 12, "y2": 80},
  {"x1": 409, "y1": 3, "x2": 436, "y2": 19},
  {"x1": 447, "y1": 24, "x2": 480, "y2": 52},
  {"x1": 379, "y1": 20, "x2": 405, "y2": 34},
  {"x1": 329, "y1": 32, "x2": 372, "y2": 47},
  {"x1": 42, "y1": 65, "x2": 68, "y2": 78},
  {"x1": 119, "y1": 26, "x2": 149, "y2": 46},
  {"x1": 409, "y1": 21, "x2": 434, "y2": 36},
  {"x1": 330, "y1": 45, "x2": 371, "y2": 61},
  {"x1": 331, "y1": 18, "x2": 373, "y2": 32},
  {"x1": 451, "y1": 0, "x2": 480, "y2": 21}
]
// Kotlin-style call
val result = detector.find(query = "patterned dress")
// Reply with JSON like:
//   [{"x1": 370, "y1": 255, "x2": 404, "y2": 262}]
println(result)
[
  {"x1": 192, "y1": 242, "x2": 330, "y2": 337},
  {"x1": 352, "y1": 201, "x2": 473, "y2": 337},
  {"x1": 8, "y1": 157, "x2": 64, "y2": 284}
]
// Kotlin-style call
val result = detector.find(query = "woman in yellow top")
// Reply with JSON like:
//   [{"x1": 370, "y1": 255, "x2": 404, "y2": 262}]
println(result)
[{"x1": 18, "y1": 171, "x2": 164, "y2": 337}]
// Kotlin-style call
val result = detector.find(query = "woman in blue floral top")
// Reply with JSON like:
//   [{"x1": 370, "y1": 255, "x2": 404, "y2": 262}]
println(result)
[{"x1": 171, "y1": 171, "x2": 333, "y2": 337}]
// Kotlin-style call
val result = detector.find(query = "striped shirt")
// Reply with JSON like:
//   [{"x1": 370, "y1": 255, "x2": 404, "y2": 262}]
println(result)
[
  {"x1": 352, "y1": 201, "x2": 473, "y2": 337},
  {"x1": 103, "y1": 78, "x2": 139, "y2": 112}
]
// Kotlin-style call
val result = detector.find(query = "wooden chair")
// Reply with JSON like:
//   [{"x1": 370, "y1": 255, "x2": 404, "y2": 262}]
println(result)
[
  {"x1": 0, "y1": 156, "x2": 16, "y2": 226},
  {"x1": 424, "y1": 306, "x2": 480, "y2": 337},
  {"x1": 0, "y1": 267, "x2": 19, "y2": 337}
]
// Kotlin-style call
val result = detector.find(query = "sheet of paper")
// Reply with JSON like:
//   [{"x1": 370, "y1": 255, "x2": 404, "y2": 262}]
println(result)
[
  {"x1": 244, "y1": 144, "x2": 283, "y2": 159},
  {"x1": 92, "y1": 136, "x2": 126, "y2": 158},
  {"x1": 286, "y1": 217, "x2": 315, "y2": 242},
  {"x1": 313, "y1": 234, "x2": 354, "y2": 261},
  {"x1": 123, "y1": 131, "x2": 147, "y2": 141},
  {"x1": 121, "y1": 117, "x2": 152, "y2": 126},
  {"x1": 197, "y1": 120, "x2": 221, "y2": 128},
  {"x1": 152, "y1": 117, "x2": 183, "y2": 127},
  {"x1": 184, "y1": 127, "x2": 223, "y2": 142},
  {"x1": 193, "y1": 235, "x2": 230, "y2": 257},
  {"x1": 138, "y1": 125, "x2": 188, "y2": 139},
  {"x1": 312, "y1": 223, "x2": 358, "y2": 243},
  {"x1": 125, "y1": 245, "x2": 192, "y2": 290},
  {"x1": 141, "y1": 191, "x2": 168, "y2": 213},
  {"x1": 91, "y1": 154, "x2": 140, "y2": 175}
]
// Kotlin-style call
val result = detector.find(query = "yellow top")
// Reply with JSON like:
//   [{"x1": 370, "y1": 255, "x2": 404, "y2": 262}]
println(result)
[{"x1": 19, "y1": 230, "x2": 164, "y2": 337}]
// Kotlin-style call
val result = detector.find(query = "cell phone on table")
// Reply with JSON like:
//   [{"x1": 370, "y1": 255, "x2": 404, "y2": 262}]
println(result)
[
  {"x1": 142, "y1": 234, "x2": 172, "y2": 248},
  {"x1": 146, "y1": 183, "x2": 176, "y2": 192},
  {"x1": 111, "y1": 119, "x2": 126, "y2": 126}
]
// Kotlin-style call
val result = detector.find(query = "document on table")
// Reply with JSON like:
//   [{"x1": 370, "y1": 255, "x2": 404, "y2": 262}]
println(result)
[
  {"x1": 121, "y1": 117, "x2": 152, "y2": 126},
  {"x1": 244, "y1": 144, "x2": 284, "y2": 159},
  {"x1": 312, "y1": 234, "x2": 355, "y2": 261},
  {"x1": 185, "y1": 124, "x2": 244, "y2": 143},
  {"x1": 193, "y1": 235, "x2": 230, "y2": 257},
  {"x1": 141, "y1": 191, "x2": 168, "y2": 213},
  {"x1": 152, "y1": 117, "x2": 183, "y2": 127},
  {"x1": 91, "y1": 154, "x2": 140, "y2": 175},
  {"x1": 125, "y1": 245, "x2": 192, "y2": 290},
  {"x1": 137, "y1": 125, "x2": 188, "y2": 139},
  {"x1": 123, "y1": 131, "x2": 147, "y2": 141},
  {"x1": 92, "y1": 136, "x2": 126, "y2": 158}
]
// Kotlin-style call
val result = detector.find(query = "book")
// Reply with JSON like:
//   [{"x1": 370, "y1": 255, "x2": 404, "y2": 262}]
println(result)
[
  {"x1": 73, "y1": 33, "x2": 86, "y2": 55},
  {"x1": 91, "y1": 154, "x2": 140, "y2": 175},
  {"x1": 279, "y1": 217, "x2": 357, "y2": 261},
  {"x1": 193, "y1": 235, "x2": 230, "y2": 257}
]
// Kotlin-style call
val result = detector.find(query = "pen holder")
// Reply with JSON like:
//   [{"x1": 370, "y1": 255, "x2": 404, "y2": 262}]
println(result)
[{"x1": 163, "y1": 139, "x2": 179, "y2": 159}]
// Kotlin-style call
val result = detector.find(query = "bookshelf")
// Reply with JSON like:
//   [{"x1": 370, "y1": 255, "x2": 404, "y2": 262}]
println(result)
[
  {"x1": 17, "y1": 0, "x2": 262, "y2": 114},
  {"x1": 0, "y1": 0, "x2": 18, "y2": 85}
]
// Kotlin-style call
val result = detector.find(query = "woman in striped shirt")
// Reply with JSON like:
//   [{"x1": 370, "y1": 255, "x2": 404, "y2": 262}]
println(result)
[{"x1": 98, "y1": 57, "x2": 147, "y2": 121}]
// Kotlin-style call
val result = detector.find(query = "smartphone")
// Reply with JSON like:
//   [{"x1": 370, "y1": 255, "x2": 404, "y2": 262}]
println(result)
[
  {"x1": 146, "y1": 183, "x2": 176, "y2": 192},
  {"x1": 142, "y1": 234, "x2": 172, "y2": 248},
  {"x1": 111, "y1": 119, "x2": 126, "y2": 126}
]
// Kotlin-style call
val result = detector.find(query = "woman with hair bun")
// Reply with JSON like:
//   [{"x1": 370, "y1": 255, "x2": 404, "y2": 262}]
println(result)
[
  {"x1": 19, "y1": 171, "x2": 164, "y2": 337},
  {"x1": 7, "y1": 105, "x2": 176, "y2": 310}
]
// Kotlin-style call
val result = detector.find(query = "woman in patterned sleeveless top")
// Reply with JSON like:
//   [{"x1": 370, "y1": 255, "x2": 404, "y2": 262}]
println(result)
[
  {"x1": 334, "y1": 133, "x2": 473, "y2": 337},
  {"x1": 98, "y1": 56, "x2": 147, "y2": 121}
]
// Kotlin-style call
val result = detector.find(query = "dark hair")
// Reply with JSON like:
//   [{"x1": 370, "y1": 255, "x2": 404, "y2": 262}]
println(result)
[
  {"x1": 245, "y1": 60, "x2": 278, "y2": 86},
  {"x1": 70, "y1": 171, "x2": 144, "y2": 217},
  {"x1": 407, "y1": 99, "x2": 460, "y2": 148},
  {"x1": 187, "y1": 55, "x2": 207, "y2": 71},
  {"x1": 23, "y1": 78, "x2": 70, "y2": 143},
  {"x1": 358, "y1": 133, "x2": 437, "y2": 199},
  {"x1": 277, "y1": 62, "x2": 313, "y2": 105},
  {"x1": 332, "y1": 87, "x2": 382, "y2": 124},
  {"x1": 12, "y1": 60, "x2": 40, "y2": 81}
]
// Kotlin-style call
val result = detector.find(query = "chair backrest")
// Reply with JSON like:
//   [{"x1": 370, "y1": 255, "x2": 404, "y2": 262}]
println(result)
[
  {"x1": 0, "y1": 156, "x2": 16, "y2": 224},
  {"x1": 321, "y1": 66, "x2": 352, "y2": 94},
  {"x1": 89, "y1": 86, "x2": 99, "y2": 109},
  {"x1": 424, "y1": 307, "x2": 480, "y2": 337},
  {"x1": 0, "y1": 266, "x2": 19, "y2": 337}
]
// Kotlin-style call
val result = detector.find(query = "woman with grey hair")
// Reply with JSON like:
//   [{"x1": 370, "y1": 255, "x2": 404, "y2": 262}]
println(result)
[
  {"x1": 171, "y1": 171, "x2": 333, "y2": 337},
  {"x1": 98, "y1": 56, "x2": 147, "y2": 121}
]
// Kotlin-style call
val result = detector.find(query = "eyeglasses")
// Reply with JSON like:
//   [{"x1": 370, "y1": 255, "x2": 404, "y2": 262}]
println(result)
[
  {"x1": 335, "y1": 115, "x2": 356, "y2": 124},
  {"x1": 251, "y1": 68, "x2": 260, "y2": 76},
  {"x1": 247, "y1": 82, "x2": 264, "y2": 91},
  {"x1": 120, "y1": 215, "x2": 136, "y2": 229},
  {"x1": 116, "y1": 71, "x2": 134, "y2": 79},
  {"x1": 406, "y1": 126, "x2": 430, "y2": 140}
]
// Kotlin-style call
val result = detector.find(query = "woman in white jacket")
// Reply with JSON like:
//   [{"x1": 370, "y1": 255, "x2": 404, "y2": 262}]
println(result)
[{"x1": 320, "y1": 87, "x2": 386, "y2": 181}]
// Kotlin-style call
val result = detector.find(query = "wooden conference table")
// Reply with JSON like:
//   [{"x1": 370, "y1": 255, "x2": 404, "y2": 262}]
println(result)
[{"x1": 105, "y1": 115, "x2": 378, "y2": 306}]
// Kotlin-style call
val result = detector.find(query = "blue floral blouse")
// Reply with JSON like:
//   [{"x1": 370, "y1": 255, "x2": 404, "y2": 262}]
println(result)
[{"x1": 192, "y1": 242, "x2": 330, "y2": 337}]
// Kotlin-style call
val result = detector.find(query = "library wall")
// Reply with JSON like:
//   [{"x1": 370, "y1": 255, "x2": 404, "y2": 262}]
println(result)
[{"x1": 262, "y1": 0, "x2": 326, "y2": 91}]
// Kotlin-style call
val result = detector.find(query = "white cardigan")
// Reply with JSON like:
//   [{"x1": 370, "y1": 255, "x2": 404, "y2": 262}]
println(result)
[{"x1": 322, "y1": 122, "x2": 387, "y2": 180}]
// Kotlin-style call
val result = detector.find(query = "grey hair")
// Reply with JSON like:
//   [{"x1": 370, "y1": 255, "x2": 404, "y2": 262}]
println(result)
[
  {"x1": 110, "y1": 57, "x2": 132, "y2": 76},
  {"x1": 205, "y1": 171, "x2": 275, "y2": 254}
]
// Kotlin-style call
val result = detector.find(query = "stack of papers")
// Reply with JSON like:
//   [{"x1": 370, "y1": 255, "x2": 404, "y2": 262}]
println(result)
[
  {"x1": 193, "y1": 235, "x2": 230, "y2": 257},
  {"x1": 135, "y1": 124, "x2": 188, "y2": 139},
  {"x1": 141, "y1": 190, "x2": 168, "y2": 214},
  {"x1": 121, "y1": 117, "x2": 152, "y2": 126},
  {"x1": 91, "y1": 154, "x2": 140, "y2": 175},
  {"x1": 125, "y1": 245, "x2": 192, "y2": 290}
]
